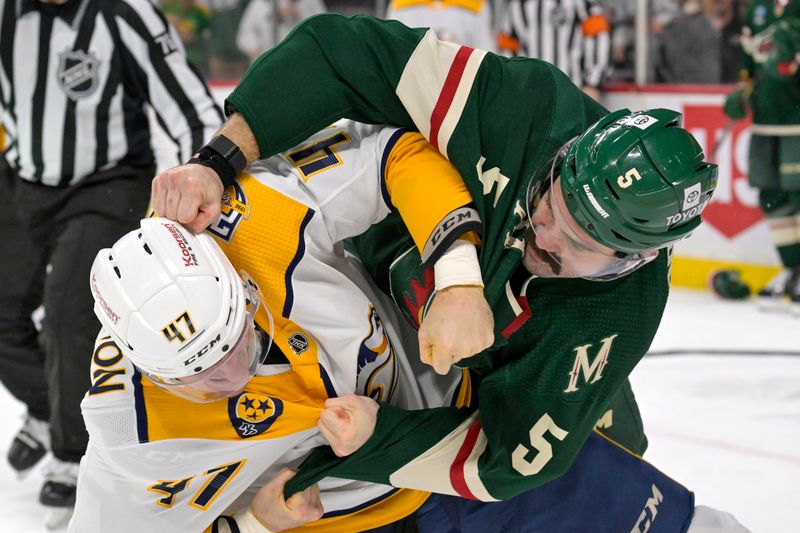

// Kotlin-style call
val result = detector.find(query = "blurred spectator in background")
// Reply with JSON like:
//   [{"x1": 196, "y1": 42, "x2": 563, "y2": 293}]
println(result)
[
  {"x1": 497, "y1": 0, "x2": 610, "y2": 100},
  {"x1": 657, "y1": 0, "x2": 743, "y2": 83},
  {"x1": 163, "y1": 0, "x2": 211, "y2": 74},
  {"x1": 724, "y1": 2, "x2": 800, "y2": 308},
  {"x1": 601, "y1": 0, "x2": 680, "y2": 81},
  {"x1": 204, "y1": 0, "x2": 251, "y2": 79},
  {"x1": 386, "y1": 0, "x2": 495, "y2": 50},
  {"x1": 238, "y1": 0, "x2": 328, "y2": 62}
]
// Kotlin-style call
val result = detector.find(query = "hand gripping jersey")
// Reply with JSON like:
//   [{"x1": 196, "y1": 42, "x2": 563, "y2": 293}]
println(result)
[
  {"x1": 226, "y1": 14, "x2": 670, "y2": 501},
  {"x1": 70, "y1": 121, "x2": 475, "y2": 533}
]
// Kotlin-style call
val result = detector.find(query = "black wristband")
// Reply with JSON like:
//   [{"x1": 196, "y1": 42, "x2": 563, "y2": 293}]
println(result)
[{"x1": 188, "y1": 135, "x2": 247, "y2": 190}]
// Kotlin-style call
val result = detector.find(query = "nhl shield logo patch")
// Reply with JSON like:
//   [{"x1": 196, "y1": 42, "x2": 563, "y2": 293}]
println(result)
[
  {"x1": 228, "y1": 392, "x2": 283, "y2": 438},
  {"x1": 57, "y1": 50, "x2": 100, "y2": 100},
  {"x1": 287, "y1": 332, "x2": 309, "y2": 355}
]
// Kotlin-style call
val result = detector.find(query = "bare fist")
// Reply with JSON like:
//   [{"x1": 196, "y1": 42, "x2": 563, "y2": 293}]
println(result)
[
  {"x1": 419, "y1": 285, "x2": 494, "y2": 375},
  {"x1": 150, "y1": 163, "x2": 224, "y2": 233},
  {"x1": 317, "y1": 394, "x2": 379, "y2": 457}
]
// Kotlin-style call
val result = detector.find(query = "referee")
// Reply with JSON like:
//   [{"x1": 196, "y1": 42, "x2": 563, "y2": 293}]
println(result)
[
  {"x1": 0, "y1": 0, "x2": 222, "y2": 525},
  {"x1": 497, "y1": 0, "x2": 611, "y2": 99}
]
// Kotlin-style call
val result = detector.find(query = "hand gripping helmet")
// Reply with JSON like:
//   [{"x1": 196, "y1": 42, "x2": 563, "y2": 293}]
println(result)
[
  {"x1": 89, "y1": 217, "x2": 272, "y2": 402},
  {"x1": 558, "y1": 108, "x2": 717, "y2": 255}
]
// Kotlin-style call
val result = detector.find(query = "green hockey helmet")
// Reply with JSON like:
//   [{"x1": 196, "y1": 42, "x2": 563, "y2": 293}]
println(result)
[{"x1": 557, "y1": 108, "x2": 717, "y2": 255}]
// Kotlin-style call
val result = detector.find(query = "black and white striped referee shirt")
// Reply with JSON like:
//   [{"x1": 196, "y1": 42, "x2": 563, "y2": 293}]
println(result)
[
  {"x1": 498, "y1": 0, "x2": 611, "y2": 88},
  {"x1": 0, "y1": 0, "x2": 222, "y2": 186}
]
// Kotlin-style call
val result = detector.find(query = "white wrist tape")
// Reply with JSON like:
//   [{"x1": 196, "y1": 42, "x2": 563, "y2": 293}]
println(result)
[
  {"x1": 434, "y1": 239, "x2": 483, "y2": 291},
  {"x1": 231, "y1": 508, "x2": 274, "y2": 533}
]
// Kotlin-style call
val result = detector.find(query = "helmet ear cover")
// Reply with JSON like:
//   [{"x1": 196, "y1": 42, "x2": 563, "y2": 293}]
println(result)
[{"x1": 559, "y1": 108, "x2": 718, "y2": 254}]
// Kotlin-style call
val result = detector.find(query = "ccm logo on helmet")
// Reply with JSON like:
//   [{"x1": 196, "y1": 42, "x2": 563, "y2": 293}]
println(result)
[
  {"x1": 164, "y1": 223, "x2": 199, "y2": 267},
  {"x1": 183, "y1": 333, "x2": 222, "y2": 366}
]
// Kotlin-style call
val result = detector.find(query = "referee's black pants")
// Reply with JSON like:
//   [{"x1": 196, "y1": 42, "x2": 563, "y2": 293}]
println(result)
[{"x1": 0, "y1": 162, "x2": 150, "y2": 463}]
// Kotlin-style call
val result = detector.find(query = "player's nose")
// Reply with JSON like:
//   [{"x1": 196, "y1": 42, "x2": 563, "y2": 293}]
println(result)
[{"x1": 534, "y1": 226, "x2": 563, "y2": 255}]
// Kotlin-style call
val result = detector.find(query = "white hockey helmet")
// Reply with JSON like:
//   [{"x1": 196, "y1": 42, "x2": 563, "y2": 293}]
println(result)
[{"x1": 89, "y1": 217, "x2": 271, "y2": 402}]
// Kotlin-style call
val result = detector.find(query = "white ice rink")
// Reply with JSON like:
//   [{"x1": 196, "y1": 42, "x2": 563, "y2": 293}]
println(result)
[{"x1": 1, "y1": 288, "x2": 798, "y2": 532}]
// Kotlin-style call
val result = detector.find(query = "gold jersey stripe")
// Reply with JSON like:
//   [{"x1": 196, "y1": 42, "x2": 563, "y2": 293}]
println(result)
[
  {"x1": 453, "y1": 368, "x2": 472, "y2": 408},
  {"x1": 390, "y1": 0, "x2": 485, "y2": 13},
  {"x1": 214, "y1": 172, "x2": 313, "y2": 326},
  {"x1": 385, "y1": 132, "x2": 473, "y2": 254}
]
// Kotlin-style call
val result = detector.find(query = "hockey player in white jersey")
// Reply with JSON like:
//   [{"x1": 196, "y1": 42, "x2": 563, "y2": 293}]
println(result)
[{"x1": 71, "y1": 121, "x2": 482, "y2": 532}]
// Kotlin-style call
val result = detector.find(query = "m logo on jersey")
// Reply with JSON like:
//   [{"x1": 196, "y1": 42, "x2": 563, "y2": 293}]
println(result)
[
  {"x1": 355, "y1": 306, "x2": 399, "y2": 403},
  {"x1": 57, "y1": 50, "x2": 100, "y2": 100},
  {"x1": 563, "y1": 334, "x2": 618, "y2": 393},
  {"x1": 208, "y1": 181, "x2": 250, "y2": 242},
  {"x1": 228, "y1": 393, "x2": 283, "y2": 438}
]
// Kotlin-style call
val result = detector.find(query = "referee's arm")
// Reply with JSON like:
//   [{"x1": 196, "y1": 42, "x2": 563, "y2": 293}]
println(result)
[{"x1": 114, "y1": 0, "x2": 223, "y2": 160}]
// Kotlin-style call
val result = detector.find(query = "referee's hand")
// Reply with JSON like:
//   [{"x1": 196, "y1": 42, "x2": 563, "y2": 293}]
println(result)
[{"x1": 151, "y1": 163, "x2": 224, "y2": 234}]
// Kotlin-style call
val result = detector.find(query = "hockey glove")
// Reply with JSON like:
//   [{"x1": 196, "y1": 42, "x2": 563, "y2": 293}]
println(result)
[{"x1": 723, "y1": 89, "x2": 748, "y2": 120}]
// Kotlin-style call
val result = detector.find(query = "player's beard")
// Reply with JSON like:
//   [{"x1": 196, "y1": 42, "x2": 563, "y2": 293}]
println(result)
[{"x1": 521, "y1": 227, "x2": 562, "y2": 277}]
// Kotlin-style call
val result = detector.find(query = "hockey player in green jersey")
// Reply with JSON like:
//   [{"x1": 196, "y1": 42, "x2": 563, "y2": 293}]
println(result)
[
  {"x1": 150, "y1": 14, "x2": 718, "y2": 505},
  {"x1": 724, "y1": 1, "x2": 800, "y2": 308}
]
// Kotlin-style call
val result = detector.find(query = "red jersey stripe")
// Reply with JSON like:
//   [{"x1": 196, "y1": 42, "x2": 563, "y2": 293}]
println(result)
[
  {"x1": 449, "y1": 418, "x2": 483, "y2": 499},
  {"x1": 429, "y1": 46, "x2": 474, "y2": 151}
]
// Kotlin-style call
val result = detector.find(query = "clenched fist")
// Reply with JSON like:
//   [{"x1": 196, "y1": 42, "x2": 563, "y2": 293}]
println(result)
[
  {"x1": 317, "y1": 394, "x2": 379, "y2": 457},
  {"x1": 150, "y1": 163, "x2": 224, "y2": 234},
  {"x1": 419, "y1": 285, "x2": 494, "y2": 375}
]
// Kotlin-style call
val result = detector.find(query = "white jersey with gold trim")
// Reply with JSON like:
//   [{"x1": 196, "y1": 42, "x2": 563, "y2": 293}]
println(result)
[{"x1": 70, "y1": 121, "x2": 469, "y2": 533}]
